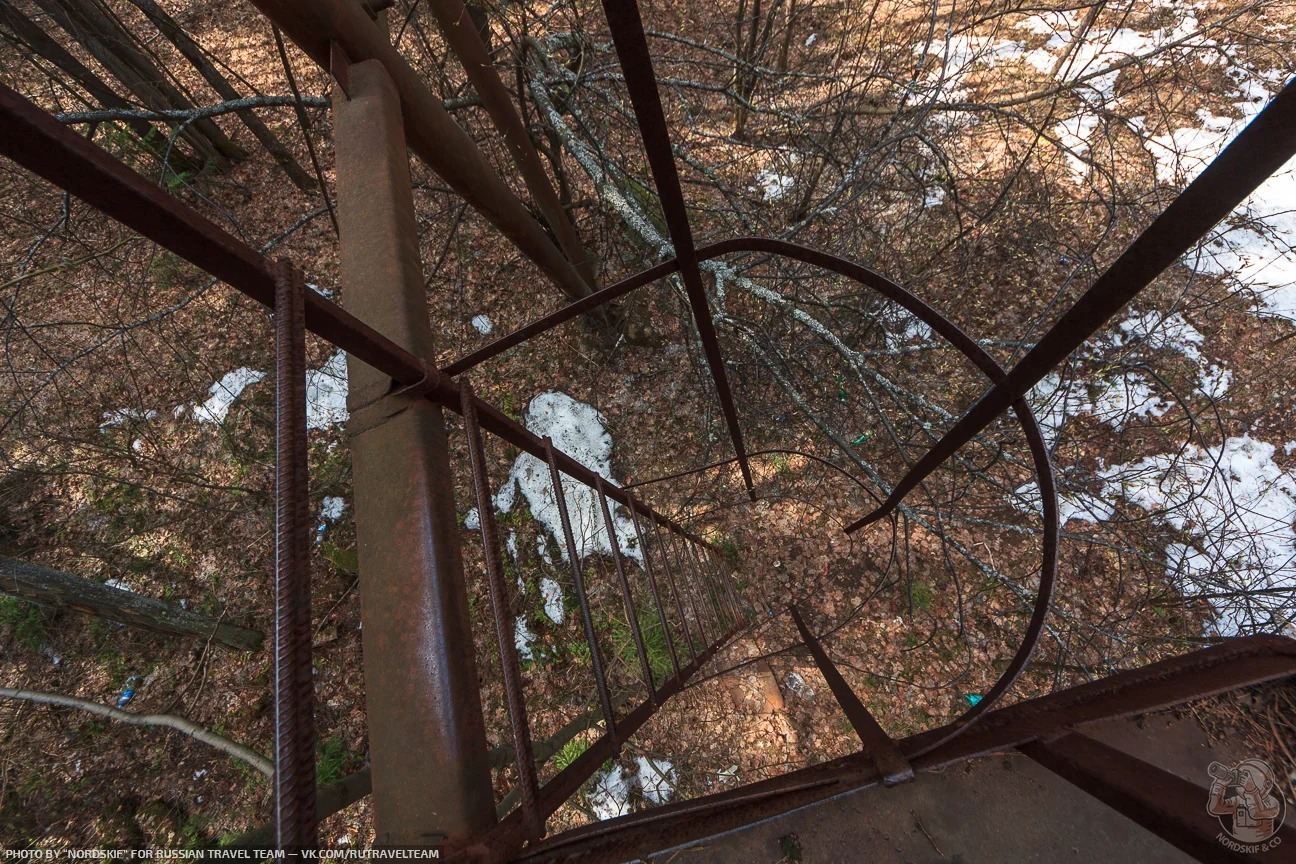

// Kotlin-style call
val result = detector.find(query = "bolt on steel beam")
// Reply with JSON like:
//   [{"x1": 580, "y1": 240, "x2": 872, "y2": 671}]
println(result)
[
  {"x1": 271, "y1": 259, "x2": 317, "y2": 850},
  {"x1": 845, "y1": 79, "x2": 1296, "y2": 533},
  {"x1": 334, "y1": 59, "x2": 493, "y2": 844}
]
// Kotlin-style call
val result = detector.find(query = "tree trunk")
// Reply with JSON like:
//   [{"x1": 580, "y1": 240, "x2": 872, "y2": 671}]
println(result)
[
  {"x1": 0, "y1": 0, "x2": 197, "y2": 169},
  {"x1": 123, "y1": 0, "x2": 312, "y2": 190},
  {"x1": 32, "y1": 0, "x2": 245, "y2": 167},
  {"x1": 0, "y1": 555, "x2": 263, "y2": 650}
]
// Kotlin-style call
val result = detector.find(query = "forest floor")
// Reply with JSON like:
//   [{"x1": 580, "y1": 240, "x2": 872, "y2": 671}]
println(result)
[{"x1": 2, "y1": 0, "x2": 1295, "y2": 851}]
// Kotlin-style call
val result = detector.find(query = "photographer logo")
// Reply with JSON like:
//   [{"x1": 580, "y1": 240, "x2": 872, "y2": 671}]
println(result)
[{"x1": 1207, "y1": 759, "x2": 1286, "y2": 853}]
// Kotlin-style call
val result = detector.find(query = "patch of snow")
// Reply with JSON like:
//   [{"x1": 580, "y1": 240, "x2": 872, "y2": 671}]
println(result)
[
  {"x1": 471, "y1": 314, "x2": 494, "y2": 334},
  {"x1": 99, "y1": 408, "x2": 157, "y2": 432},
  {"x1": 506, "y1": 531, "x2": 519, "y2": 563},
  {"x1": 1286, "y1": 442, "x2": 1296, "y2": 456},
  {"x1": 754, "y1": 169, "x2": 795, "y2": 202},
  {"x1": 924, "y1": 185, "x2": 947, "y2": 208},
  {"x1": 190, "y1": 368, "x2": 266, "y2": 425},
  {"x1": 536, "y1": 535, "x2": 553, "y2": 564},
  {"x1": 193, "y1": 769, "x2": 208, "y2": 780},
  {"x1": 104, "y1": 578, "x2": 132, "y2": 592},
  {"x1": 307, "y1": 282, "x2": 334, "y2": 299},
  {"x1": 1012, "y1": 480, "x2": 1114, "y2": 524},
  {"x1": 306, "y1": 351, "x2": 349, "y2": 430},
  {"x1": 804, "y1": 33, "x2": 817, "y2": 47},
  {"x1": 1099, "y1": 436, "x2": 1296, "y2": 635},
  {"x1": 1054, "y1": 113, "x2": 1099, "y2": 181},
  {"x1": 320, "y1": 497, "x2": 346, "y2": 521},
  {"x1": 464, "y1": 508, "x2": 480, "y2": 531},
  {"x1": 540, "y1": 577, "x2": 565, "y2": 623},
  {"x1": 514, "y1": 616, "x2": 536, "y2": 661},
  {"x1": 494, "y1": 392, "x2": 643, "y2": 563},
  {"x1": 636, "y1": 757, "x2": 676, "y2": 805},
  {"x1": 588, "y1": 766, "x2": 633, "y2": 821},
  {"x1": 1198, "y1": 364, "x2": 1232, "y2": 400},
  {"x1": 1029, "y1": 369, "x2": 1172, "y2": 446}
]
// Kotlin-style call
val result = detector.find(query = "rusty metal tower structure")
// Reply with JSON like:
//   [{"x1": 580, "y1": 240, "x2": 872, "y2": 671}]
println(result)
[{"x1": 2, "y1": 0, "x2": 1296, "y2": 860}]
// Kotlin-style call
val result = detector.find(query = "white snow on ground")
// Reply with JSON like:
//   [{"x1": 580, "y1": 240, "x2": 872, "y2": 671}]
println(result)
[
  {"x1": 1054, "y1": 113, "x2": 1099, "y2": 181},
  {"x1": 636, "y1": 757, "x2": 676, "y2": 805},
  {"x1": 1110, "y1": 310, "x2": 1231, "y2": 399},
  {"x1": 104, "y1": 578, "x2": 132, "y2": 592},
  {"x1": 540, "y1": 577, "x2": 565, "y2": 623},
  {"x1": 883, "y1": 308, "x2": 934, "y2": 351},
  {"x1": 320, "y1": 496, "x2": 346, "y2": 521},
  {"x1": 1029, "y1": 370, "x2": 1172, "y2": 446},
  {"x1": 189, "y1": 368, "x2": 265, "y2": 424},
  {"x1": 464, "y1": 508, "x2": 480, "y2": 531},
  {"x1": 1012, "y1": 480, "x2": 1115, "y2": 525},
  {"x1": 804, "y1": 33, "x2": 817, "y2": 47},
  {"x1": 493, "y1": 392, "x2": 643, "y2": 563},
  {"x1": 514, "y1": 616, "x2": 536, "y2": 661},
  {"x1": 588, "y1": 766, "x2": 633, "y2": 821},
  {"x1": 506, "y1": 532, "x2": 519, "y2": 562},
  {"x1": 306, "y1": 351, "x2": 349, "y2": 430},
  {"x1": 754, "y1": 169, "x2": 795, "y2": 202},
  {"x1": 99, "y1": 408, "x2": 157, "y2": 432},
  {"x1": 1099, "y1": 436, "x2": 1296, "y2": 635},
  {"x1": 471, "y1": 314, "x2": 494, "y2": 334}
]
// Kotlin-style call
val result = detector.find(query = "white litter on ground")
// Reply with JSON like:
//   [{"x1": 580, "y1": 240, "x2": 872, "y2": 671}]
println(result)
[
  {"x1": 540, "y1": 577, "x2": 565, "y2": 623},
  {"x1": 98, "y1": 408, "x2": 157, "y2": 432},
  {"x1": 104, "y1": 578, "x2": 132, "y2": 592},
  {"x1": 588, "y1": 766, "x2": 633, "y2": 821},
  {"x1": 493, "y1": 392, "x2": 643, "y2": 563},
  {"x1": 189, "y1": 368, "x2": 265, "y2": 425},
  {"x1": 1099, "y1": 436, "x2": 1296, "y2": 635},
  {"x1": 306, "y1": 351, "x2": 349, "y2": 430},
  {"x1": 1011, "y1": 480, "x2": 1115, "y2": 525},
  {"x1": 804, "y1": 33, "x2": 817, "y2": 47},
  {"x1": 754, "y1": 169, "x2": 795, "y2": 202},
  {"x1": 636, "y1": 757, "x2": 676, "y2": 805},
  {"x1": 514, "y1": 616, "x2": 536, "y2": 661},
  {"x1": 471, "y1": 314, "x2": 494, "y2": 334},
  {"x1": 320, "y1": 497, "x2": 346, "y2": 521},
  {"x1": 784, "y1": 671, "x2": 815, "y2": 700}
]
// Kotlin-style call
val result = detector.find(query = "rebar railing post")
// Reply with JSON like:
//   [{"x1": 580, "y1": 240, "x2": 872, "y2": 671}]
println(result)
[
  {"x1": 627, "y1": 502, "x2": 682, "y2": 681},
  {"x1": 544, "y1": 438, "x2": 619, "y2": 750},
  {"x1": 597, "y1": 480, "x2": 657, "y2": 702},
  {"x1": 271, "y1": 259, "x2": 316, "y2": 850},
  {"x1": 460, "y1": 380, "x2": 542, "y2": 841},
  {"x1": 653, "y1": 519, "x2": 699, "y2": 662}
]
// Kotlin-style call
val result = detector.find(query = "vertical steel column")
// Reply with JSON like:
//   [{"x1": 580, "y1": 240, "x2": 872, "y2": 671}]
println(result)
[
  {"x1": 627, "y1": 502, "x2": 681, "y2": 681},
  {"x1": 335, "y1": 59, "x2": 493, "y2": 845},
  {"x1": 272, "y1": 259, "x2": 317, "y2": 850}
]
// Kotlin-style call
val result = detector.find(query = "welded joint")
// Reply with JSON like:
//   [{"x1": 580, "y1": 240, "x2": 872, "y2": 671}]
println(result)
[{"x1": 345, "y1": 363, "x2": 444, "y2": 437}]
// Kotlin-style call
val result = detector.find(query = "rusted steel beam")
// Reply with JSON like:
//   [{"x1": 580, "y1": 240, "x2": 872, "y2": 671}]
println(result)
[
  {"x1": 247, "y1": 0, "x2": 593, "y2": 305},
  {"x1": 627, "y1": 502, "x2": 682, "y2": 681},
  {"x1": 271, "y1": 259, "x2": 317, "y2": 850},
  {"x1": 461, "y1": 380, "x2": 543, "y2": 842},
  {"x1": 1021, "y1": 732, "x2": 1295, "y2": 863},
  {"x1": 600, "y1": 0, "x2": 755, "y2": 497},
  {"x1": 513, "y1": 635, "x2": 1296, "y2": 864},
  {"x1": 334, "y1": 59, "x2": 493, "y2": 844},
  {"x1": 545, "y1": 438, "x2": 619, "y2": 750},
  {"x1": 597, "y1": 480, "x2": 657, "y2": 700},
  {"x1": 789, "y1": 605, "x2": 913, "y2": 786},
  {"x1": 845, "y1": 78, "x2": 1296, "y2": 533},
  {"x1": 425, "y1": 0, "x2": 598, "y2": 292}
]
